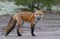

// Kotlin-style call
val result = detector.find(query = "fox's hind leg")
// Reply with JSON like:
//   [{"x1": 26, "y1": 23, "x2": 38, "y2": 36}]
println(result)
[
  {"x1": 17, "y1": 25, "x2": 22, "y2": 36},
  {"x1": 16, "y1": 17, "x2": 23, "y2": 36},
  {"x1": 19, "y1": 21, "x2": 24, "y2": 33}
]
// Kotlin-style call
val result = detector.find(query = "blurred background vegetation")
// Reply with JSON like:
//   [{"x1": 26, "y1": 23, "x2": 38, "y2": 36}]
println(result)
[
  {"x1": 14, "y1": 0, "x2": 59, "y2": 12},
  {"x1": 0, "y1": 0, "x2": 60, "y2": 15}
]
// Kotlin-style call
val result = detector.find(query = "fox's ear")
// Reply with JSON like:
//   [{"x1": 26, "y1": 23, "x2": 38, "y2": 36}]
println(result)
[
  {"x1": 34, "y1": 9, "x2": 42, "y2": 12},
  {"x1": 34, "y1": 10, "x2": 41, "y2": 13}
]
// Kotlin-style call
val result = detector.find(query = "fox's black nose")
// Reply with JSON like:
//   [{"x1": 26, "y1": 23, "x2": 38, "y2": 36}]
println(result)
[{"x1": 37, "y1": 17, "x2": 41, "y2": 20}]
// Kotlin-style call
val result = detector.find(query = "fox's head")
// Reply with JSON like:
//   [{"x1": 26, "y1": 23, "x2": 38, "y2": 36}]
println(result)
[{"x1": 34, "y1": 10, "x2": 44, "y2": 21}]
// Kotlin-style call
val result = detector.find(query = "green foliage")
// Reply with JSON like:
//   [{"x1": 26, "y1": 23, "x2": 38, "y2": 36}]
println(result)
[
  {"x1": 15, "y1": 0, "x2": 34, "y2": 6},
  {"x1": 14, "y1": 0, "x2": 59, "y2": 12}
]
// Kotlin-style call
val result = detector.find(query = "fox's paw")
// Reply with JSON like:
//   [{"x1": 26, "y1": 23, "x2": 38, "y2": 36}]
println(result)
[
  {"x1": 18, "y1": 34, "x2": 22, "y2": 36},
  {"x1": 32, "y1": 34, "x2": 35, "y2": 36}
]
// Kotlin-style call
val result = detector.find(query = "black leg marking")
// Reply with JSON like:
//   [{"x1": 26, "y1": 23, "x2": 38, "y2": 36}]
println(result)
[
  {"x1": 31, "y1": 24, "x2": 35, "y2": 36},
  {"x1": 17, "y1": 29, "x2": 22, "y2": 36}
]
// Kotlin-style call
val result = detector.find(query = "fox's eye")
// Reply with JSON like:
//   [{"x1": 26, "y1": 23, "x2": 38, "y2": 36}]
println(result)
[{"x1": 39, "y1": 14, "x2": 42, "y2": 15}]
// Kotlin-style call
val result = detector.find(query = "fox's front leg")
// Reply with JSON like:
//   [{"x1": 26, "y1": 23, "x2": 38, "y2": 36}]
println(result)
[{"x1": 30, "y1": 21, "x2": 36, "y2": 36}]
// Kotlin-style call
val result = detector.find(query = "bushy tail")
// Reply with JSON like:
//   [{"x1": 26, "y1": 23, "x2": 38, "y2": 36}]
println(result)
[{"x1": 4, "y1": 17, "x2": 16, "y2": 36}]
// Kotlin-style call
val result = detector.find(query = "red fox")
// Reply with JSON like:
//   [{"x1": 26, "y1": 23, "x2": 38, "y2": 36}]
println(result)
[{"x1": 3, "y1": 10, "x2": 44, "y2": 36}]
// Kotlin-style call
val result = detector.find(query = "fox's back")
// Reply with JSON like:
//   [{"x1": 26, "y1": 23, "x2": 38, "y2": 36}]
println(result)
[{"x1": 17, "y1": 12, "x2": 35, "y2": 22}]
